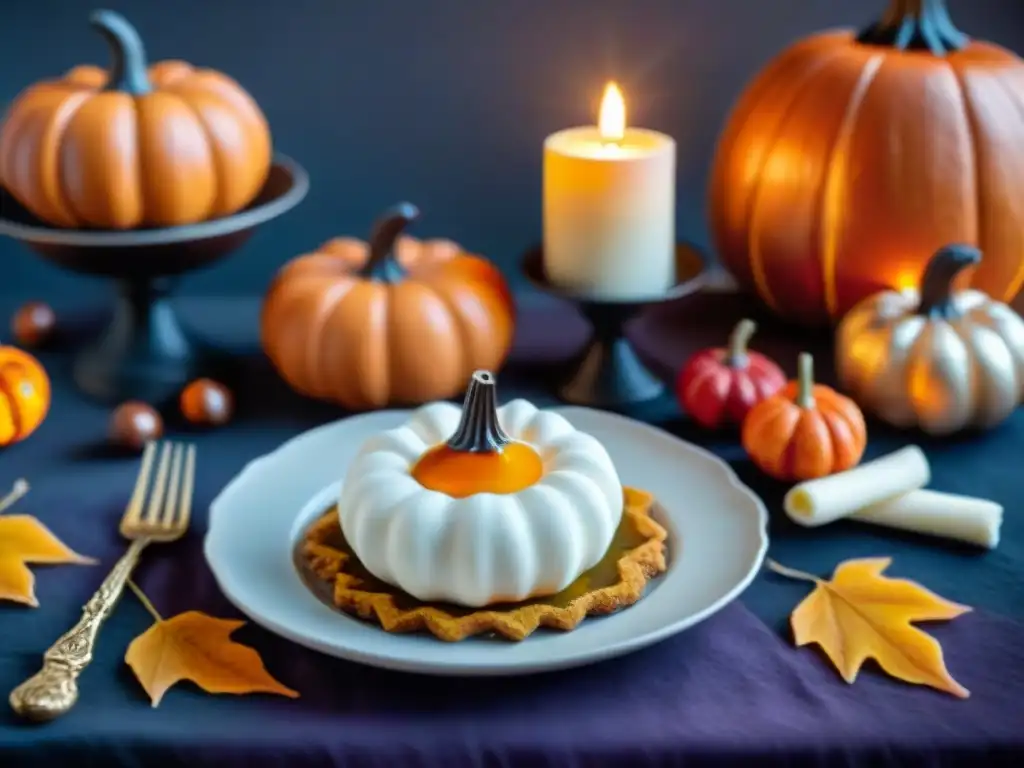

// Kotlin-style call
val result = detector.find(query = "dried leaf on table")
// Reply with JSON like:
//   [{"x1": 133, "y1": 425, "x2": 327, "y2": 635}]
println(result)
[
  {"x1": 125, "y1": 582, "x2": 299, "y2": 707},
  {"x1": 0, "y1": 480, "x2": 96, "y2": 607},
  {"x1": 768, "y1": 557, "x2": 971, "y2": 698}
]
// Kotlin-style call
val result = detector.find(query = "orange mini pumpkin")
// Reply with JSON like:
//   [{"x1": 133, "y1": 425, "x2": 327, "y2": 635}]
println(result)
[
  {"x1": 0, "y1": 346, "x2": 51, "y2": 446},
  {"x1": 741, "y1": 353, "x2": 866, "y2": 482},
  {"x1": 709, "y1": 0, "x2": 1024, "y2": 326},
  {"x1": 261, "y1": 202, "x2": 516, "y2": 411},
  {"x1": 0, "y1": 10, "x2": 271, "y2": 230}
]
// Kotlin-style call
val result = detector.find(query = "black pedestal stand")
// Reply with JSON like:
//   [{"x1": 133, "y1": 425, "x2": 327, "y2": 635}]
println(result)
[
  {"x1": 522, "y1": 245, "x2": 707, "y2": 414},
  {"x1": 0, "y1": 155, "x2": 309, "y2": 406},
  {"x1": 72, "y1": 276, "x2": 215, "y2": 404}
]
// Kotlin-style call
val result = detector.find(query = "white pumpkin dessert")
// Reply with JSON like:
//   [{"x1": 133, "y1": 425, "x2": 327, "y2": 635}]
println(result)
[
  {"x1": 337, "y1": 370, "x2": 624, "y2": 607},
  {"x1": 836, "y1": 244, "x2": 1024, "y2": 436}
]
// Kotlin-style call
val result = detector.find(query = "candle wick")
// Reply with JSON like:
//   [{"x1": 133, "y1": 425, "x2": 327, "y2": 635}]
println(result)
[{"x1": 599, "y1": 138, "x2": 622, "y2": 157}]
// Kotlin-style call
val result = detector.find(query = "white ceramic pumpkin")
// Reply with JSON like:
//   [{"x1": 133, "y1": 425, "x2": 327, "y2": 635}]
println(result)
[
  {"x1": 836, "y1": 245, "x2": 1024, "y2": 436},
  {"x1": 337, "y1": 370, "x2": 624, "y2": 607}
]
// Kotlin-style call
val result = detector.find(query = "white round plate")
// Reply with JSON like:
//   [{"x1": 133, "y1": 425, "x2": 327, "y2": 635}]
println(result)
[{"x1": 204, "y1": 407, "x2": 769, "y2": 676}]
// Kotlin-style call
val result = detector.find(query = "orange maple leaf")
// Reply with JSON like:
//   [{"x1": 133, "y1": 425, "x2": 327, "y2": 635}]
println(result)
[
  {"x1": 768, "y1": 557, "x2": 971, "y2": 698},
  {"x1": 125, "y1": 585, "x2": 299, "y2": 707},
  {"x1": 0, "y1": 505, "x2": 97, "y2": 606}
]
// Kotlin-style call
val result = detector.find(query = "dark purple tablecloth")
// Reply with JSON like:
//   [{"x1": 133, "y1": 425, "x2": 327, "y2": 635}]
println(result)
[
  {"x1": 4, "y1": 598, "x2": 1022, "y2": 767},
  {"x1": 0, "y1": 293, "x2": 1022, "y2": 767}
]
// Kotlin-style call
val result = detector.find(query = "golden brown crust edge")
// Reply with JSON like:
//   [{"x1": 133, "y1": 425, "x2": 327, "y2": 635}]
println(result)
[{"x1": 299, "y1": 487, "x2": 668, "y2": 642}]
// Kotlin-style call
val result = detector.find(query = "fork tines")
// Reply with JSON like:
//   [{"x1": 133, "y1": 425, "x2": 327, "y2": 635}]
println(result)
[{"x1": 121, "y1": 440, "x2": 196, "y2": 534}]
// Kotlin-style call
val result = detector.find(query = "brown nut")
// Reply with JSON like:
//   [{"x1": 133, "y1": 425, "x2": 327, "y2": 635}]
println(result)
[
  {"x1": 12, "y1": 302, "x2": 56, "y2": 348},
  {"x1": 180, "y1": 378, "x2": 233, "y2": 427},
  {"x1": 109, "y1": 401, "x2": 164, "y2": 452}
]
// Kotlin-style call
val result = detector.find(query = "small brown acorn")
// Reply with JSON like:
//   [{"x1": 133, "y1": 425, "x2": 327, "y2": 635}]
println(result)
[
  {"x1": 12, "y1": 302, "x2": 56, "y2": 348},
  {"x1": 180, "y1": 378, "x2": 234, "y2": 427},
  {"x1": 110, "y1": 401, "x2": 164, "y2": 452}
]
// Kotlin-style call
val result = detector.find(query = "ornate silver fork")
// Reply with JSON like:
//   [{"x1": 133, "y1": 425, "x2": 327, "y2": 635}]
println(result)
[{"x1": 9, "y1": 440, "x2": 196, "y2": 721}]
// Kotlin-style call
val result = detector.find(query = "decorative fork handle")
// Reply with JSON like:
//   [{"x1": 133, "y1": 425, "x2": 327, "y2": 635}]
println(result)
[{"x1": 9, "y1": 538, "x2": 148, "y2": 721}]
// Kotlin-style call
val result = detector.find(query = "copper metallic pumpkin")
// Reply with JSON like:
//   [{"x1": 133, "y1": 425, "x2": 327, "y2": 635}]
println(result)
[
  {"x1": 260, "y1": 203, "x2": 516, "y2": 411},
  {"x1": 0, "y1": 10, "x2": 272, "y2": 230},
  {"x1": 709, "y1": 0, "x2": 1024, "y2": 327}
]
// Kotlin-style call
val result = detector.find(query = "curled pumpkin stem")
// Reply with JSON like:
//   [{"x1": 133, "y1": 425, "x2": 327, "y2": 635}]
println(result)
[
  {"x1": 90, "y1": 10, "x2": 152, "y2": 95},
  {"x1": 361, "y1": 202, "x2": 420, "y2": 282},
  {"x1": 917, "y1": 244, "x2": 981, "y2": 319},
  {"x1": 725, "y1": 318, "x2": 757, "y2": 367}
]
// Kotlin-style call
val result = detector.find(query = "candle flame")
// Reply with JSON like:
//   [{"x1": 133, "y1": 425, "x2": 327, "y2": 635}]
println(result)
[{"x1": 598, "y1": 82, "x2": 626, "y2": 143}]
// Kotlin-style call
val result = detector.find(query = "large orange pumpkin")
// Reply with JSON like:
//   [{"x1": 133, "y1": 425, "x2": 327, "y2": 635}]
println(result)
[
  {"x1": 261, "y1": 203, "x2": 516, "y2": 411},
  {"x1": 709, "y1": 0, "x2": 1024, "y2": 327},
  {"x1": 0, "y1": 10, "x2": 271, "y2": 230},
  {"x1": 0, "y1": 346, "x2": 51, "y2": 447}
]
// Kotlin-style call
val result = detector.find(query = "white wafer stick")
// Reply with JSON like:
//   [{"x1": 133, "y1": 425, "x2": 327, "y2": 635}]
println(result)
[
  {"x1": 783, "y1": 446, "x2": 930, "y2": 526},
  {"x1": 850, "y1": 490, "x2": 1002, "y2": 549}
]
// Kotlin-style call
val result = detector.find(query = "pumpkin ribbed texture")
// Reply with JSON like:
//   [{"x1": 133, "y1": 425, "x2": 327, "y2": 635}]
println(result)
[
  {"x1": 709, "y1": 23, "x2": 1024, "y2": 326},
  {"x1": 0, "y1": 12, "x2": 271, "y2": 230},
  {"x1": 742, "y1": 353, "x2": 866, "y2": 481},
  {"x1": 0, "y1": 347, "x2": 51, "y2": 446},
  {"x1": 260, "y1": 236, "x2": 515, "y2": 410}
]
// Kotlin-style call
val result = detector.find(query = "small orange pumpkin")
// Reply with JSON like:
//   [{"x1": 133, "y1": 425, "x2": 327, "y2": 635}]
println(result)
[
  {"x1": 261, "y1": 202, "x2": 516, "y2": 411},
  {"x1": 0, "y1": 346, "x2": 51, "y2": 446},
  {"x1": 0, "y1": 10, "x2": 271, "y2": 230},
  {"x1": 741, "y1": 352, "x2": 866, "y2": 481}
]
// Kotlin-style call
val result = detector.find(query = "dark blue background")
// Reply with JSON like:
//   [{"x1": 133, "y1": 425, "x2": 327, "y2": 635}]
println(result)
[
  {"x1": 2, "y1": 5, "x2": 1024, "y2": 760},
  {"x1": 1, "y1": 0, "x2": 1022, "y2": 300}
]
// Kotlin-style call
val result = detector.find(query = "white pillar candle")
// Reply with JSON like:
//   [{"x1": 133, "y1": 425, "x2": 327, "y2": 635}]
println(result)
[{"x1": 542, "y1": 82, "x2": 676, "y2": 300}]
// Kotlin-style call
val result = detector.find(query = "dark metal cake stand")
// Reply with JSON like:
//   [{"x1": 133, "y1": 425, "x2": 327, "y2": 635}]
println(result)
[
  {"x1": 0, "y1": 154, "x2": 309, "y2": 406},
  {"x1": 522, "y1": 245, "x2": 707, "y2": 415}
]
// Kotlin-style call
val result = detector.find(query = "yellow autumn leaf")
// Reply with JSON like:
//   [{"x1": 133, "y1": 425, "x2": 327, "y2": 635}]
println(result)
[
  {"x1": 768, "y1": 557, "x2": 971, "y2": 698},
  {"x1": 125, "y1": 584, "x2": 299, "y2": 707},
  {"x1": 0, "y1": 506, "x2": 97, "y2": 606}
]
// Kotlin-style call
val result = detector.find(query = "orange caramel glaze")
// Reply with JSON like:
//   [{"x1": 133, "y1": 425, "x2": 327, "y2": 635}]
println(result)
[{"x1": 410, "y1": 441, "x2": 544, "y2": 498}]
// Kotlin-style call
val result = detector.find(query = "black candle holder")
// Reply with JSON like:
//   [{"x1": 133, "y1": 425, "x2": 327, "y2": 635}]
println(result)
[
  {"x1": 0, "y1": 155, "x2": 308, "y2": 406},
  {"x1": 522, "y1": 244, "x2": 707, "y2": 413}
]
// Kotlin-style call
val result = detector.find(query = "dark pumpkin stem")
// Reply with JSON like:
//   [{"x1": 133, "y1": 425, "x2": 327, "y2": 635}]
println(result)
[
  {"x1": 725, "y1": 318, "x2": 757, "y2": 367},
  {"x1": 360, "y1": 202, "x2": 419, "y2": 282},
  {"x1": 90, "y1": 10, "x2": 152, "y2": 95},
  {"x1": 917, "y1": 244, "x2": 981, "y2": 319},
  {"x1": 447, "y1": 370, "x2": 510, "y2": 454},
  {"x1": 795, "y1": 353, "x2": 816, "y2": 410},
  {"x1": 857, "y1": 0, "x2": 968, "y2": 55}
]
